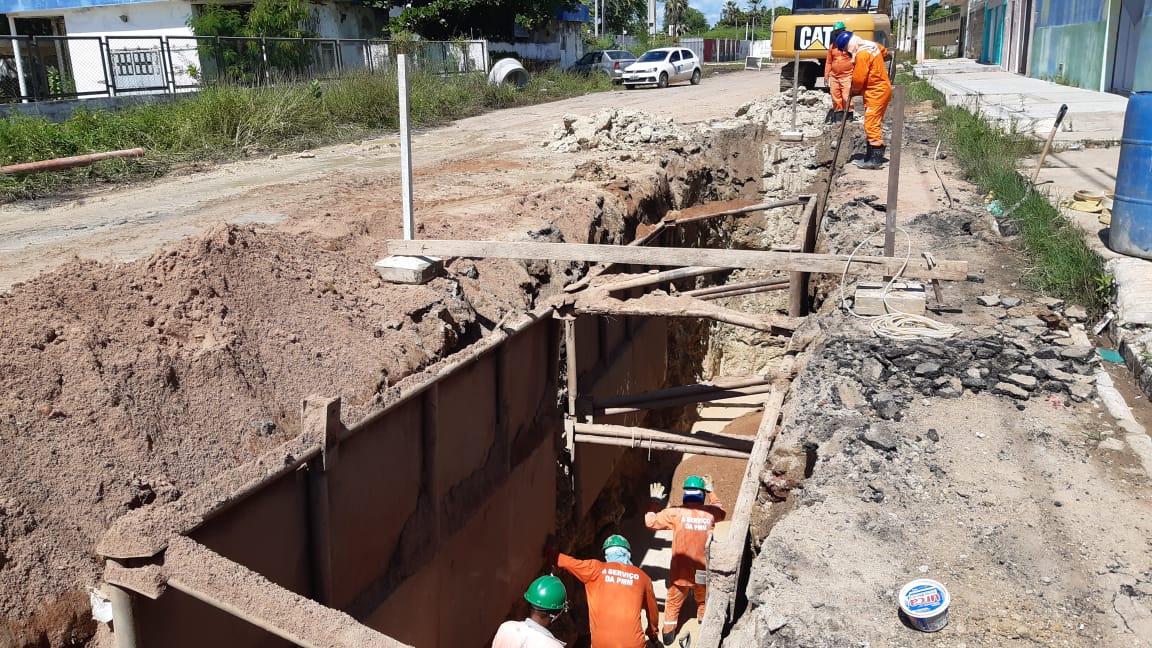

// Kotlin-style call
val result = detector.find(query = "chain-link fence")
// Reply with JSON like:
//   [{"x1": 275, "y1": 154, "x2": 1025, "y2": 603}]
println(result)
[{"x1": 1, "y1": 35, "x2": 488, "y2": 103}]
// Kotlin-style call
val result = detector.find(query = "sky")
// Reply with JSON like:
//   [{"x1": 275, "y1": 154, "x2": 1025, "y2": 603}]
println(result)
[{"x1": 688, "y1": 0, "x2": 795, "y2": 29}]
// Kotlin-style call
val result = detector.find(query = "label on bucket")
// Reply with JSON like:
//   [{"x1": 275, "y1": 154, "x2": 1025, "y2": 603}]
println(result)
[{"x1": 903, "y1": 583, "x2": 945, "y2": 613}]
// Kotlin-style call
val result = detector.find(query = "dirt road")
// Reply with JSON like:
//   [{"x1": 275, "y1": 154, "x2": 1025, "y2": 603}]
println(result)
[{"x1": 0, "y1": 70, "x2": 776, "y2": 292}]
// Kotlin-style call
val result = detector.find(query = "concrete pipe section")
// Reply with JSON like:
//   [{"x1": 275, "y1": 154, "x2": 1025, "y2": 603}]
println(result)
[{"x1": 488, "y1": 58, "x2": 530, "y2": 88}]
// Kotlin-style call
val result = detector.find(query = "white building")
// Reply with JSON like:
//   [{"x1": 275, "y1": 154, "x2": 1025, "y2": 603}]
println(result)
[{"x1": 0, "y1": 0, "x2": 388, "y2": 99}]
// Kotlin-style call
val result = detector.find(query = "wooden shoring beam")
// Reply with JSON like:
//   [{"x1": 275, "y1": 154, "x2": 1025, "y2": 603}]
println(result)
[
  {"x1": 573, "y1": 422, "x2": 753, "y2": 450},
  {"x1": 574, "y1": 434, "x2": 751, "y2": 459},
  {"x1": 662, "y1": 197, "x2": 806, "y2": 226},
  {"x1": 692, "y1": 280, "x2": 790, "y2": 302},
  {"x1": 593, "y1": 383, "x2": 774, "y2": 416},
  {"x1": 593, "y1": 375, "x2": 775, "y2": 409},
  {"x1": 789, "y1": 196, "x2": 821, "y2": 317},
  {"x1": 696, "y1": 372, "x2": 793, "y2": 648},
  {"x1": 386, "y1": 240, "x2": 968, "y2": 280},
  {"x1": 683, "y1": 276, "x2": 789, "y2": 298},
  {"x1": 596, "y1": 266, "x2": 729, "y2": 294},
  {"x1": 569, "y1": 293, "x2": 802, "y2": 334},
  {"x1": 562, "y1": 221, "x2": 669, "y2": 294}
]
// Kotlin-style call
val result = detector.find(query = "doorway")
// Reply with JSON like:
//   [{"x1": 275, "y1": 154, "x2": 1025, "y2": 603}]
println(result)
[{"x1": 1111, "y1": 0, "x2": 1142, "y2": 94}]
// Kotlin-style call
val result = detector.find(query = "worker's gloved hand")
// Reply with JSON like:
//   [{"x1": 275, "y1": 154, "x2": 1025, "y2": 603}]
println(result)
[
  {"x1": 702, "y1": 474, "x2": 715, "y2": 493},
  {"x1": 649, "y1": 482, "x2": 667, "y2": 502}
]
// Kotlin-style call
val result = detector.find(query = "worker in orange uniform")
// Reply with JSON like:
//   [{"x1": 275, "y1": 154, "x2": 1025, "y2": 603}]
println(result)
[
  {"x1": 645, "y1": 475, "x2": 726, "y2": 644},
  {"x1": 546, "y1": 534, "x2": 660, "y2": 648},
  {"x1": 824, "y1": 21, "x2": 854, "y2": 123},
  {"x1": 835, "y1": 30, "x2": 892, "y2": 170},
  {"x1": 492, "y1": 575, "x2": 568, "y2": 648}
]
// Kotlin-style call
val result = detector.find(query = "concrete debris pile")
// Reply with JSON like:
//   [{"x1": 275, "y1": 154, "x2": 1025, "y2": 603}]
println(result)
[
  {"x1": 732, "y1": 90, "x2": 832, "y2": 138},
  {"x1": 823, "y1": 331, "x2": 1098, "y2": 414},
  {"x1": 725, "y1": 331, "x2": 1142, "y2": 647},
  {"x1": 545, "y1": 109, "x2": 695, "y2": 152}
]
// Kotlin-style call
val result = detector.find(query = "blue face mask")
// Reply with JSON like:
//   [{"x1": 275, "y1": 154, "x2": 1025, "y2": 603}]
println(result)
[{"x1": 604, "y1": 546, "x2": 632, "y2": 565}]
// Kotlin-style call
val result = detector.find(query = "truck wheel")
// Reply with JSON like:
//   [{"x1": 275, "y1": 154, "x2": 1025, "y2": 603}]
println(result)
[
  {"x1": 657, "y1": 72, "x2": 669, "y2": 88},
  {"x1": 690, "y1": 68, "x2": 701, "y2": 85}
]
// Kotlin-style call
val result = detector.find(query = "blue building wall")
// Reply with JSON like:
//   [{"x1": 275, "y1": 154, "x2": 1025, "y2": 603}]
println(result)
[
  {"x1": 1136, "y1": 0, "x2": 1152, "y2": 91},
  {"x1": 1030, "y1": 0, "x2": 1110, "y2": 89},
  {"x1": 0, "y1": 0, "x2": 159, "y2": 11}
]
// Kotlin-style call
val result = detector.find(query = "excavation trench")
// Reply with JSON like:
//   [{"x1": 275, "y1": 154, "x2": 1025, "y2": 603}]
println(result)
[{"x1": 92, "y1": 105, "x2": 838, "y2": 648}]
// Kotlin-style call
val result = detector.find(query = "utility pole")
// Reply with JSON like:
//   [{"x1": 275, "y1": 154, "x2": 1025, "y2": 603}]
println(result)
[{"x1": 916, "y1": 0, "x2": 926, "y2": 62}]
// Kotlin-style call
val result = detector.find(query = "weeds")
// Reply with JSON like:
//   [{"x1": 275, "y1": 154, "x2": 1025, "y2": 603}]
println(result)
[
  {"x1": 0, "y1": 68, "x2": 611, "y2": 202},
  {"x1": 930, "y1": 102, "x2": 1105, "y2": 311}
]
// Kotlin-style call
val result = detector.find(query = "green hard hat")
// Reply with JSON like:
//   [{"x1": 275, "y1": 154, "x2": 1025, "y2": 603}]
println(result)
[
  {"x1": 683, "y1": 475, "x2": 708, "y2": 491},
  {"x1": 833, "y1": 20, "x2": 846, "y2": 30},
  {"x1": 603, "y1": 534, "x2": 631, "y2": 552},
  {"x1": 524, "y1": 575, "x2": 567, "y2": 611}
]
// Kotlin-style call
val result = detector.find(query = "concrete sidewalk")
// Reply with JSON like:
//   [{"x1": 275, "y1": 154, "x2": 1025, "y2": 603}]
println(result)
[
  {"x1": 914, "y1": 58, "x2": 1128, "y2": 142},
  {"x1": 912, "y1": 60, "x2": 1152, "y2": 396}
]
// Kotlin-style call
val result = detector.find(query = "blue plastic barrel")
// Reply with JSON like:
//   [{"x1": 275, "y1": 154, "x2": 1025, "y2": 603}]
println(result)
[{"x1": 1110, "y1": 91, "x2": 1152, "y2": 259}]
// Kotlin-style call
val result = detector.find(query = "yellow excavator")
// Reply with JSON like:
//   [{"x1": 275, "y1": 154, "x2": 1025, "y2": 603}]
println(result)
[{"x1": 771, "y1": 0, "x2": 893, "y2": 90}]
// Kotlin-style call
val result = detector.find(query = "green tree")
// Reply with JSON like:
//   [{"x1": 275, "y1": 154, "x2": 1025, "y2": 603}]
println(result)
[
  {"x1": 721, "y1": 0, "x2": 743, "y2": 26},
  {"x1": 188, "y1": 0, "x2": 316, "y2": 83},
  {"x1": 663, "y1": 0, "x2": 688, "y2": 35},
  {"x1": 387, "y1": 0, "x2": 581, "y2": 39},
  {"x1": 681, "y1": 6, "x2": 708, "y2": 34}
]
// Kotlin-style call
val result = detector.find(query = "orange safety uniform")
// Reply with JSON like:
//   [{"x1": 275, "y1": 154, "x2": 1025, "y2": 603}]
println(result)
[
  {"x1": 645, "y1": 493, "x2": 726, "y2": 632},
  {"x1": 492, "y1": 619, "x2": 565, "y2": 648},
  {"x1": 849, "y1": 39, "x2": 892, "y2": 147},
  {"x1": 824, "y1": 45, "x2": 853, "y2": 112},
  {"x1": 557, "y1": 553, "x2": 659, "y2": 648}
]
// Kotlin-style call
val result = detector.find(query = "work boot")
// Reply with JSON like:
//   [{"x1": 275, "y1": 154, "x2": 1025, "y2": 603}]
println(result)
[
  {"x1": 857, "y1": 144, "x2": 886, "y2": 170},
  {"x1": 853, "y1": 144, "x2": 874, "y2": 167},
  {"x1": 662, "y1": 631, "x2": 676, "y2": 646},
  {"x1": 824, "y1": 109, "x2": 835, "y2": 124},
  {"x1": 845, "y1": 110, "x2": 856, "y2": 122},
  {"x1": 832, "y1": 110, "x2": 845, "y2": 123}
]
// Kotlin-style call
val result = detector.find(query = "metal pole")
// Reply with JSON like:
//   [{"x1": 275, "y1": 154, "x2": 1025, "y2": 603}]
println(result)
[
  {"x1": 573, "y1": 434, "x2": 752, "y2": 459},
  {"x1": 884, "y1": 86, "x2": 906, "y2": 257},
  {"x1": 917, "y1": 0, "x2": 927, "y2": 62},
  {"x1": 398, "y1": 53, "x2": 415, "y2": 241},
  {"x1": 107, "y1": 584, "x2": 139, "y2": 648},
  {"x1": 791, "y1": 50, "x2": 800, "y2": 127}
]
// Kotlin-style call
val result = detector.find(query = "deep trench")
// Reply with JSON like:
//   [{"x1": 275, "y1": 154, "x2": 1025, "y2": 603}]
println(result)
[
  {"x1": 93, "y1": 115, "x2": 840, "y2": 648},
  {"x1": 539, "y1": 126, "x2": 837, "y2": 647}
]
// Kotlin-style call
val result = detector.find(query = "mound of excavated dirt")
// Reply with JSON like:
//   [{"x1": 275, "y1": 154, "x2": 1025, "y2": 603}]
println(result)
[
  {"x1": 0, "y1": 223, "x2": 502, "y2": 643},
  {"x1": 545, "y1": 109, "x2": 698, "y2": 152},
  {"x1": 729, "y1": 90, "x2": 833, "y2": 139}
]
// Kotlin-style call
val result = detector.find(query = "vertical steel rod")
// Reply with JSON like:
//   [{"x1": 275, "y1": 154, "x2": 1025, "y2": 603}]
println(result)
[
  {"x1": 398, "y1": 53, "x2": 415, "y2": 241},
  {"x1": 107, "y1": 584, "x2": 139, "y2": 648},
  {"x1": 884, "y1": 86, "x2": 906, "y2": 257},
  {"x1": 791, "y1": 49, "x2": 800, "y2": 130}
]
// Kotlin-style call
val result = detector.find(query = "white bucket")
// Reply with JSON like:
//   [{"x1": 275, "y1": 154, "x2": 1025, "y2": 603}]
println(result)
[{"x1": 898, "y1": 579, "x2": 950, "y2": 632}]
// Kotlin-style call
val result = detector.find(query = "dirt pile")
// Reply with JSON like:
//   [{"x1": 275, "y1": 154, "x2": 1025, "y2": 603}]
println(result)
[
  {"x1": 730, "y1": 90, "x2": 833, "y2": 139},
  {"x1": 546, "y1": 109, "x2": 697, "y2": 153},
  {"x1": 0, "y1": 223, "x2": 518, "y2": 643},
  {"x1": 726, "y1": 331, "x2": 1152, "y2": 647}
]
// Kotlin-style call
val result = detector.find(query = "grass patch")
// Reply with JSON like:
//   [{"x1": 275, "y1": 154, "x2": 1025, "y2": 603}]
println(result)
[
  {"x1": 929, "y1": 98, "x2": 1106, "y2": 311},
  {"x1": 0, "y1": 68, "x2": 612, "y2": 202}
]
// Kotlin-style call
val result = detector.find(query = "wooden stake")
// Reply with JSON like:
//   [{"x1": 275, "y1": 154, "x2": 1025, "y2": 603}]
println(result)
[{"x1": 386, "y1": 239, "x2": 968, "y2": 280}]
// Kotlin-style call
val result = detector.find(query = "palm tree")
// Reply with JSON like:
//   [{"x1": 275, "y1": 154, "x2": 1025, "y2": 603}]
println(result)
[
  {"x1": 722, "y1": 0, "x2": 742, "y2": 26},
  {"x1": 744, "y1": 0, "x2": 763, "y2": 20},
  {"x1": 664, "y1": 0, "x2": 688, "y2": 35}
]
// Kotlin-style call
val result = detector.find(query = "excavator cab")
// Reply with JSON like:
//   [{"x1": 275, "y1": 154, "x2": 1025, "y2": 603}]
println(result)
[{"x1": 771, "y1": 0, "x2": 893, "y2": 90}]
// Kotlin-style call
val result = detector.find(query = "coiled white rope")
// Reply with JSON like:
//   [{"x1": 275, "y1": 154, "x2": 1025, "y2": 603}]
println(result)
[{"x1": 838, "y1": 227, "x2": 960, "y2": 340}]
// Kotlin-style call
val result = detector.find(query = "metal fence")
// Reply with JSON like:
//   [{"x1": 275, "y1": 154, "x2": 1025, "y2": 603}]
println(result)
[{"x1": 1, "y1": 35, "x2": 488, "y2": 104}]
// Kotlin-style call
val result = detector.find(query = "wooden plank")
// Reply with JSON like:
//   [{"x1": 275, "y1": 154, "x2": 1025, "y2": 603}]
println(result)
[
  {"x1": 387, "y1": 240, "x2": 968, "y2": 280},
  {"x1": 663, "y1": 197, "x2": 804, "y2": 225},
  {"x1": 572, "y1": 422, "x2": 754, "y2": 449},
  {"x1": 571, "y1": 294, "x2": 802, "y2": 334}
]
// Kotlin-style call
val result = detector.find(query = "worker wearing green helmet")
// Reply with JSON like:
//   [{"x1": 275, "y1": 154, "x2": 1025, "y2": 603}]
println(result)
[
  {"x1": 645, "y1": 475, "x2": 726, "y2": 644},
  {"x1": 544, "y1": 534, "x2": 660, "y2": 647},
  {"x1": 491, "y1": 575, "x2": 567, "y2": 647}
]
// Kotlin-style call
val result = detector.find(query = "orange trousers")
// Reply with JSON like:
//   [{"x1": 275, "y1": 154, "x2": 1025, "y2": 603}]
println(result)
[
  {"x1": 828, "y1": 73, "x2": 851, "y2": 111},
  {"x1": 663, "y1": 583, "x2": 707, "y2": 632},
  {"x1": 863, "y1": 87, "x2": 892, "y2": 146}
]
